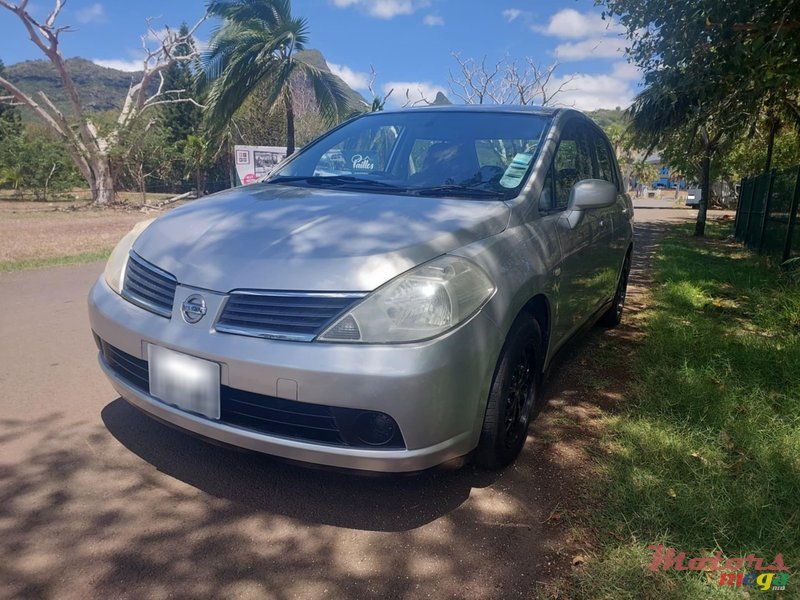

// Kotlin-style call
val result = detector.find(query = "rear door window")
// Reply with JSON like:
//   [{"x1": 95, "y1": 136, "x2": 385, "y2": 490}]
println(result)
[
  {"x1": 592, "y1": 132, "x2": 617, "y2": 187},
  {"x1": 549, "y1": 123, "x2": 593, "y2": 210}
]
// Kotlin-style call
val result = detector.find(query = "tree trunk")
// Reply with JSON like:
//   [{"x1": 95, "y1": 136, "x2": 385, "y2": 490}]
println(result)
[
  {"x1": 90, "y1": 155, "x2": 116, "y2": 205},
  {"x1": 764, "y1": 117, "x2": 779, "y2": 172},
  {"x1": 196, "y1": 168, "x2": 204, "y2": 198},
  {"x1": 695, "y1": 151, "x2": 711, "y2": 237},
  {"x1": 285, "y1": 93, "x2": 296, "y2": 156}
]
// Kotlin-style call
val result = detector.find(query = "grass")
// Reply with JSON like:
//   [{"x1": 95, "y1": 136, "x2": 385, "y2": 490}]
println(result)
[
  {"x1": 0, "y1": 248, "x2": 111, "y2": 272},
  {"x1": 569, "y1": 222, "x2": 800, "y2": 599}
]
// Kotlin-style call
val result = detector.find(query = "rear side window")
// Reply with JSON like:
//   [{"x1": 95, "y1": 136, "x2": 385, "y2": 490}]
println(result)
[
  {"x1": 592, "y1": 132, "x2": 617, "y2": 186},
  {"x1": 549, "y1": 123, "x2": 593, "y2": 211}
]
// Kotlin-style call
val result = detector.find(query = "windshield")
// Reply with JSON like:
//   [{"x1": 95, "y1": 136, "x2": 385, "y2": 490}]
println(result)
[{"x1": 267, "y1": 111, "x2": 551, "y2": 200}]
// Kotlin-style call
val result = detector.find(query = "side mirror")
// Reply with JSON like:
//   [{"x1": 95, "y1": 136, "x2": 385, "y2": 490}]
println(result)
[
  {"x1": 569, "y1": 179, "x2": 618, "y2": 210},
  {"x1": 562, "y1": 179, "x2": 618, "y2": 229}
]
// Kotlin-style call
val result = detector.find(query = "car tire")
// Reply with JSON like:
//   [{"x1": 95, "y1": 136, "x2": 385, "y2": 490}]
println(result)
[
  {"x1": 475, "y1": 317, "x2": 543, "y2": 470},
  {"x1": 599, "y1": 252, "x2": 631, "y2": 328}
]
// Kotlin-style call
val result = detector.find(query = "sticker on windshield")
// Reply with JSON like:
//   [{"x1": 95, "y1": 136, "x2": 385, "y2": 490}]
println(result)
[
  {"x1": 499, "y1": 153, "x2": 534, "y2": 189},
  {"x1": 343, "y1": 151, "x2": 377, "y2": 172}
]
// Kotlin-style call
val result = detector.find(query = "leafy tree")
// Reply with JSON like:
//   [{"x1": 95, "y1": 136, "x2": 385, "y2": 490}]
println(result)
[
  {"x1": 162, "y1": 23, "x2": 203, "y2": 146},
  {"x1": 203, "y1": 0, "x2": 350, "y2": 155},
  {"x1": 182, "y1": 134, "x2": 214, "y2": 197},
  {"x1": 599, "y1": 0, "x2": 800, "y2": 235},
  {"x1": 0, "y1": 123, "x2": 83, "y2": 198},
  {"x1": 0, "y1": 1, "x2": 204, "y2": 204},
  {"x1": 720, "y1": 123, "x2": 800, "y2": 182},
  {"x1": 0, "y1": 59, "x2": 22, "y2": 141},
  {"x1": 110, "y1": 119, "x2": 177, "y2": 203}
]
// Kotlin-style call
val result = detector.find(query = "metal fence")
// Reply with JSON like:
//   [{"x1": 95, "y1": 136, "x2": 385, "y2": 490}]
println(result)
[{"x1": 734, "y1": 165, "x2": 800, "y2": 263}]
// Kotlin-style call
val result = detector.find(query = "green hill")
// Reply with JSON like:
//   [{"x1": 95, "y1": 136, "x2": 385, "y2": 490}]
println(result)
[
  {"x1": 5, "y1": 50, "x2": 368, "y2": 119},
  {"x1": 6, "y1": 57, "x2": 140, "y2": 116}
]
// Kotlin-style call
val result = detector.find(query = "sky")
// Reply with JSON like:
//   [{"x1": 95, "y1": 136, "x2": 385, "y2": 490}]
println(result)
[{"x1": 0, "y1": 0, "x2": 641, "y2": 111}]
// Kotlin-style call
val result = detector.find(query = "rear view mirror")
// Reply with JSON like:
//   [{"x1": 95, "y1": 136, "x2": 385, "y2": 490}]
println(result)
[{"x1": 569, "y1": 179, "x2": 618, "y2": 211}]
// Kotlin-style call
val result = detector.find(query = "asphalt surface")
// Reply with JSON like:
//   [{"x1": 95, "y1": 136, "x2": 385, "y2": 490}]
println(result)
[{"x1": 0, "y1": 207, "x2": 701, "y2": 600}]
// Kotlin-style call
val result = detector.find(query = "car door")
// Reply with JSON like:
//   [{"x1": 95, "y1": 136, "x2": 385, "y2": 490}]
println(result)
[
  {"x1": 543, "y1": 120, "x2": 603, "y2": 345},
  {"x1": 586, "y1": 128, "x2": 623, "y2": 308}
]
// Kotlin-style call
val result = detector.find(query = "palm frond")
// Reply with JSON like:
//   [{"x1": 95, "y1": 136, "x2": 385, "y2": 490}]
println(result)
[{"x1": 294, "y1": 60, "x2": 351, "y2": 124}]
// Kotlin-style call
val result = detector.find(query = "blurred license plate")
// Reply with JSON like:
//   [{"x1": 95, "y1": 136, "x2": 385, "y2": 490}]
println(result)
[{"x1": 148, "y1": 345, "x2": 220, "y2": 420}]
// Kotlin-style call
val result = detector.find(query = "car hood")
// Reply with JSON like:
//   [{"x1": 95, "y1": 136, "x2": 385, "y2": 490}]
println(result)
[{"x1": 133, "y1": 183, "x2": 509, "y2": 292}]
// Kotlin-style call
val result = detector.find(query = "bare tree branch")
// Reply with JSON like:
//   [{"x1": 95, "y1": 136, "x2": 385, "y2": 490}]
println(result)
[
  {"x1": 448, "y1": 53, "x2": 572, "y2": 107},
  {"x1": 0, "y1": 0, "x2": 208, "y2": 204},
  {"x1": 367, "y1": 65, "x2": 393, "y2": 111},
  {"x1": 401, "y1": 88, "x2": 434, "y2": 108}
]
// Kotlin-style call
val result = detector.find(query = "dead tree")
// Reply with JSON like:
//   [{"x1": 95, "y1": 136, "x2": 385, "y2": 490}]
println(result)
[
  {"x1": 449, "y1": 53, "x2": 574, "y2": 107},
  {"x1": 0, "y1": 0, "x2": 205, "y2": 204}
]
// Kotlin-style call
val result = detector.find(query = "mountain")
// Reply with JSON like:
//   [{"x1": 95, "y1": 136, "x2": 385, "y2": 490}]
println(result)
[
  {"x1": 294, "y1": 49, "x2": 367, "y2": 110},
  {"x1": 432, "y1": 91, "x2": 452, "y2": 105},
  {"x1": 6, "y1": 57, "x2": 140, "y2": 115},
  {"x1": 5, "y1": 50, "x2": 368, "y2": 119}
]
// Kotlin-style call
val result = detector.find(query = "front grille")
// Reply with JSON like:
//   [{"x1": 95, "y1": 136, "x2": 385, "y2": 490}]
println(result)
[
  {"x1": 101, "y1": 340, "x2": 149, "y2": 392},
  {"x1": 99, "y1": 341, "x2": 404, "y2": 449},
  {"x1": 221, "y1": 387, "x2": 345, "y2": 445},
  {"x1": 122, "y1": 252, "x2": 178, "y2": 318},
  {"x1": 216, "y1": 292, "x2": 365, "y2": 341}
]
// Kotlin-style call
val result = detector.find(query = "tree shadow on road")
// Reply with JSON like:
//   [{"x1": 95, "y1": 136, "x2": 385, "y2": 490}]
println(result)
[{"x1": 101, "y1": 398, "x2": 498, "y2": 532}]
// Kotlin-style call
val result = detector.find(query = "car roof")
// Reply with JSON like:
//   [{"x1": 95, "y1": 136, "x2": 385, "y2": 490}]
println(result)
[{"x1": 374, "y1": 104, "x2": 569, "y2": 118}]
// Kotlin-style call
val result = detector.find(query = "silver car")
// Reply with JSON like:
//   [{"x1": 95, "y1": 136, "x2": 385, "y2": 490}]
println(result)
[{"x1": 88, "y1": 106, "x2": 633, "y2": 472}]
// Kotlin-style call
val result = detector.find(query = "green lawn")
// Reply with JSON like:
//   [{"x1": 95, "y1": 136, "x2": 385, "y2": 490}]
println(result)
[
  {"x1": 0, "y1": 248, "x2": 111, "y2": 272},
  {"x1": 570, "y1": 222, "x2": 799, "y2": 599}
]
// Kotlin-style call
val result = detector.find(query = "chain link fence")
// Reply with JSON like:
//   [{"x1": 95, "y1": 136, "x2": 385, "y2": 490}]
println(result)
[{"x1": 734, "y1": 165, "x2": 800, "y2": 263}]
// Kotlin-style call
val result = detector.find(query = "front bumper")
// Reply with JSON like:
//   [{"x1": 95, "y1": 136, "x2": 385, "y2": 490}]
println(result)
[{"x1": 88, "y1": 277, "x2": 503, "y2": 472}]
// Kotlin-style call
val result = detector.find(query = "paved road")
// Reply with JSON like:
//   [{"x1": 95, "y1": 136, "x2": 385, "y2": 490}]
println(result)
[{"x1": 0, "y1": 208, "x2": 700, "y2": 600}]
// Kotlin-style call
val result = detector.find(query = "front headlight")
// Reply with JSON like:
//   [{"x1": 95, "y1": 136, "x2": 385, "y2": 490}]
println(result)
[
  {"x1": 319, "y1": 255, "x2": 495, "y2": 344},
  {"x1": 104, "y1": 218, "x2": 155, "y2": 294}
]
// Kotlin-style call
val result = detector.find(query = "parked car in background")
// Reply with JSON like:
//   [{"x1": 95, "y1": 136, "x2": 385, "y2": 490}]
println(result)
[
  {"x1": 687, "y1": 187, "x2": 701, "y2": 208},
  {"x1": 89, "y1": 106, "x2": 634, "y2": 472}
]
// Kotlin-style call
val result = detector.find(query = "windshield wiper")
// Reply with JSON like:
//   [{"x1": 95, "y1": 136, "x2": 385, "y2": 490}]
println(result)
[
  {"x1": 410, "y1": 185, "x2": 506, "y2": 199},
  {"x1": 268, "y1": 175, "x2": 402, "y2": 189}
]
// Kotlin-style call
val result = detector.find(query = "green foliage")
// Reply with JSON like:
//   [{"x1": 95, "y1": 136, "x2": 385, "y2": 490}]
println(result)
[
  {"x1": 0, "y1": 60, "x2": 22, "y2": 141},
  {"x1": 600, "y1": 0, "x2": 800, "y2": 233},
  {"x1": 109, "y1": 119, "x2": 178, "y2": 198},
  {"x1": 161, "y1": 23, "x2": 203, "y2": 145},
  {"x1": 0, "y1": 123, "x2": 83, "y2": 198},
  {"x1": 721, "y1": 123, "x2": 800, "y2": 182},
  {"x1": 589, "y1": 108, "x2": 628, "y2": 131},
  {"x1": 572, "y1": 221, "x2": 800, "y2": 598}
]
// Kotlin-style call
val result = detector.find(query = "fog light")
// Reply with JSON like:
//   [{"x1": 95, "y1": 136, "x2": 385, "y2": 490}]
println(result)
[{"x1": 354, "y1": 411, "x2": 397, "y2": 446}]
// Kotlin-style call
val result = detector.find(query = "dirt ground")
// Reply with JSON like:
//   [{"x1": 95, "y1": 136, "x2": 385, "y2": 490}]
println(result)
[
  {"x1": 0, "y1": 201, "x2": 155, "y2": 264},
  {"x1": 0, "y1": 207, "x2": 723, "y2": 599}
]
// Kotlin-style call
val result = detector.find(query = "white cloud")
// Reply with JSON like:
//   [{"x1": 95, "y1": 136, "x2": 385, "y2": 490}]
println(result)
[
  {"x1": 554, "y1": 36, "x2": 625, "y2": 61},
  {"x1": 423, "y1": 14, "x2": 444, "y2": 26},
  {"x1": 382, "y1": 81, "x2": 446, "y2": 107},
  {"x1": 76, "y1": 2, "x2": 105, "y2": 24},
  {"x1": 328, "y1": 62, "x2": 370, "y2": 90},
  {"x1": 91, "y1": 58, "x2": 142, "y2": 72},
  {"x1": 331, "y1": 0, "x2": 430, "y2": 19},
  {"x1": 611, "y1": 60, "x2": 640, "y2": 80},
  {"x1": 549, "y1": 72, "x2": 634, "y2": 111},
  {"x1": 501, "y1": 8, "x2": 525, "y2": 23},
  {"x1": 535, "y1": 8, "x2": 624, "y2": 39}
]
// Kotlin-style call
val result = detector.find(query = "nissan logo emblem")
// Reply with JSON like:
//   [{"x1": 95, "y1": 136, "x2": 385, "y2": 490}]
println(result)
[{"x1": 181, "y1": 294, "x2": 207, "y2": 324}]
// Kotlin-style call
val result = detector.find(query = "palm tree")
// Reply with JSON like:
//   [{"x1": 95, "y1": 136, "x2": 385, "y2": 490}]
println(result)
[{"x1": 203, "y1": 0, "x2": 350, "y2": 155}]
